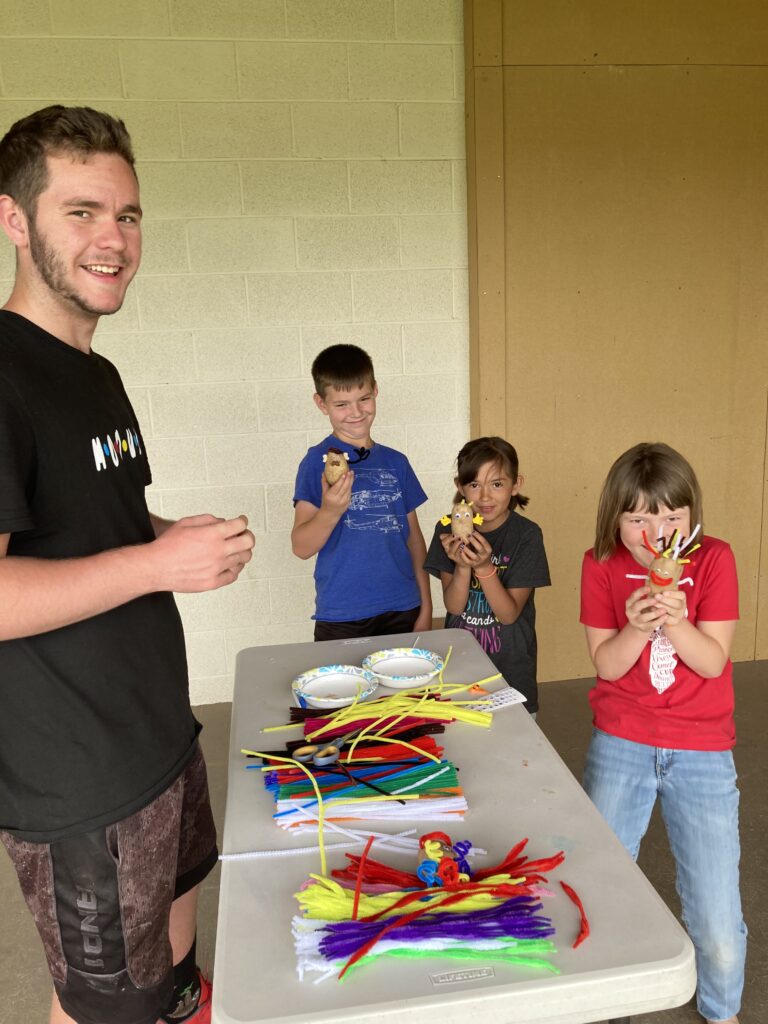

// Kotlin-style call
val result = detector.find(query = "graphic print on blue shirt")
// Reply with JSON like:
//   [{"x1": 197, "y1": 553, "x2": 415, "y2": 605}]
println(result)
[
  {"x1": 293, "y1": 436, "x2": 428, "y2": 620},
  {"x1": 342, "y1": 468, "x2": 404, "y2": 533}
]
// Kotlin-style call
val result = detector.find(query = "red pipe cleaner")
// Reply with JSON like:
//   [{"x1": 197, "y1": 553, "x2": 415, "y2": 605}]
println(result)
[
  {"x1": 641, "y1": 530, "x2": 660, "y2": 556},
  {"x1": 333, "y1": 855, "x2": 422, "y2": 888},
  {"x1": 513, "y1": 851, "x2": 566, "y2": 875},
  {"x1": 351, "y1": 836, "x2": 375, "y2": 921},
  {"x1": 472, "y1": 838, "x2": 529, "y2": 879},
  {"x1": 419, "y1": 830, "x2": 453, "y2": 849},
  {"x1": 361, "y1": 880, "x2": 532, "y2": 924},
  {"x1": 560, "y1": 880, "x2": 590, "y2": 948}
]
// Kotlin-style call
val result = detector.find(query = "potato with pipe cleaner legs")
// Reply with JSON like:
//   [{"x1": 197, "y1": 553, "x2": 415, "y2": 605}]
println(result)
[
  {"x1": 323, "y1": 447, "x2": 349, "y2": 485},
  {"x1": 440, "y1": 499, "x2": 483, "y2": 541}
]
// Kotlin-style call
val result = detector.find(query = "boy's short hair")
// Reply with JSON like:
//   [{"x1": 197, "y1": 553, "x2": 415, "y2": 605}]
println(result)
[
  {"x1": 594, "y1": 442, "x2": 703, "y2": 560},
  {"x1": 0, "y1": 105, "x2": 136, "y2": 219},
  {"x1": 311, "y1": 344, "x2": 376, "y2": 398}
]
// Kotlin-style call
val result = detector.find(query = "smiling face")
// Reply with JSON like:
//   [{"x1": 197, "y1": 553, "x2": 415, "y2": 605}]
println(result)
[
  {"x1": 314, "y1": 379, "x2": 377, "y2": 447},
  {"x1": 618, "y1": 502, "x2": 692, "y2": 569},
  {"x1": 457, "y1": 459, "x2": 520, "y2": 532},
  {"x1": 16, "y1": 151, "x2": 141, "y2": 333},
  {"x1": 647, "y1": 554, "x2": 685, "y2": 593}
]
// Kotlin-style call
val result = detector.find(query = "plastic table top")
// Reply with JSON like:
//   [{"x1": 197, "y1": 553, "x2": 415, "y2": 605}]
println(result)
[{"x1": 213, "y1": 628, "x2": 695, "y2": 1024}]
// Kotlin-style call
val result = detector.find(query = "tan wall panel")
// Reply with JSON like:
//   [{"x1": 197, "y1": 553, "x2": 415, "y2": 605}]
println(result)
[
  {"x1": 466, "y1": 8, "x2": 768, "y2": 679},
  {"x1": 758, "y1": 412, "x2": 768, "y2": 659},
  {"x1": 503, "y1": 64, "x2": 768, "y2": 680},
  {"x1": 501, "y1": 0, "x2": 768, "y2": 66},
  {"x1": 464, "y1": 0, "x2": 502, "y2": 70},
  {"x1": 467, "y1": 66, "x2": 508, "y2": 437}
]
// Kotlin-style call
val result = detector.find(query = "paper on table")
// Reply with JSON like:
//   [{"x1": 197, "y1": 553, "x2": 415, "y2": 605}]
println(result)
[{"x1": 464, "y1": 687, "x2": 527, "y2": 712}]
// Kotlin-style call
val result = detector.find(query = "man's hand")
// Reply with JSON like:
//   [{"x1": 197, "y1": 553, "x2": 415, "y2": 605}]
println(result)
[{"x1": 150, "y1": 514, "x2": 255, "y2": 593}]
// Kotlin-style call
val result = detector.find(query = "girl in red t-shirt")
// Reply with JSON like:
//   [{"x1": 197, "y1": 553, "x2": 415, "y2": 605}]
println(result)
[{"x1": 580, "y1": 442, "x2": 745, "y2": 1024}]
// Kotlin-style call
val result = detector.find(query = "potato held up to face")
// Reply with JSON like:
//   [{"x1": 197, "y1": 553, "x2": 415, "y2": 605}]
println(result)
[
  {"x1": 647, "y1": 555, "x2": 684, "y2": 594},
  {"x1": 323, "y1": 447, "x2": 349, "y2": 485},
  {"x1": 449, "y1": 499, "x2": 482, "y2": 540}
]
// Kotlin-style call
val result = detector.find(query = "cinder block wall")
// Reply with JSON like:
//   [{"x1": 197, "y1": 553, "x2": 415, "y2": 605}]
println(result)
[{"x1": 0, "y1": 1, "x2": 469, "y2": 703}]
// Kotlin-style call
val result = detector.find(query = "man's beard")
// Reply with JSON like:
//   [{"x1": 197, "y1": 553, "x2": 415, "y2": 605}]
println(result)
[{"x1": 28, "y1": 219, "x2": 126, "y2": 317}]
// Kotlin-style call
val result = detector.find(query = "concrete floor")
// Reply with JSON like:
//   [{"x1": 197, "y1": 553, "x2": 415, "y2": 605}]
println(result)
[{"x1": 0, "y1": 661, "x2": 764, "y2": 1023}]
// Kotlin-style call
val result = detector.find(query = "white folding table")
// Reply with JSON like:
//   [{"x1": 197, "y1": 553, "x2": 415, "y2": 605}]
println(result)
[{"x1": 213, "y1": 628, "x2": 695, "y2": 1023}]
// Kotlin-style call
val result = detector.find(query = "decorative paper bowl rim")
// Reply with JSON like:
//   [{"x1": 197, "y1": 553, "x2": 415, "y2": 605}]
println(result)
[
  {"x1": 291, "y1": 664, "x2": 378, "y2": 707},
  {"x1": 361, "y1": 647, "x2": 444, "y2": 687}
]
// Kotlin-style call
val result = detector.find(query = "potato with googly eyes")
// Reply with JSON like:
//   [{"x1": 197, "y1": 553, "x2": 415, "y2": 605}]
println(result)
[
  {"x1": 323, "y1": 447, "x2": 349, "y2": 485},
  {"x1": 647, "y1": 555, "x2": 684, "y2": 594},
  {"x1": 641, "y1": 527, "x2": 701, "y2": 594},
  {"x1": 440, "y1": 499, "x2": 483, "y2": 540}
]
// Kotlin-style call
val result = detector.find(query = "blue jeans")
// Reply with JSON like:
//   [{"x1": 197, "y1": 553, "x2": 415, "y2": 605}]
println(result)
[{"x1": 584, "y1": 728, "x2": 746, "y2": 1022}]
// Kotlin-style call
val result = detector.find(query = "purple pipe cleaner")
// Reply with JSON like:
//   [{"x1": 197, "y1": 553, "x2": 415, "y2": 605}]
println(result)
[
  {"x1": 318, "y1": 897, "x2": 554, "y2": 960},
  {"x1": 452, "y1": 839, "x2": 472, "y2": 876}
]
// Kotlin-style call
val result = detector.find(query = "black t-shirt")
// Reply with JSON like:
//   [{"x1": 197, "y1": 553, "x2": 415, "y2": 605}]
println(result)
[
  {"x1": 0, "y1": 311, "x2": 197, "y2": 841},
  {"x1": 424, "y1": 511, "x2": 550, "y2": 711}
]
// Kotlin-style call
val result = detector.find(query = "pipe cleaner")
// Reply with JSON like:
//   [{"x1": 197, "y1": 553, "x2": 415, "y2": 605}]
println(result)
[
  {"x1": 641, "y1": 525, "x2": 701, "y2": 594},
  {"x1": 292, "y1": 831, "x2": 589, "y2": 982}
]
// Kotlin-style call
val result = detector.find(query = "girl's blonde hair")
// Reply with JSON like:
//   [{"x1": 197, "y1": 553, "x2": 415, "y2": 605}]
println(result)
[
  {"x1": 454, "y1": 436, "x2": 529, "y2": 510},
  {"x1": 594, "y1": 442, "x2": 703, "y2": 560}
]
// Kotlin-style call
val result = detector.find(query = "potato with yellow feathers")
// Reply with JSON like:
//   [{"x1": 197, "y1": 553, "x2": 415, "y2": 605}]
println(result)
[{"x1": 440, "y1": 499, "x2": 483, "y2": 540}]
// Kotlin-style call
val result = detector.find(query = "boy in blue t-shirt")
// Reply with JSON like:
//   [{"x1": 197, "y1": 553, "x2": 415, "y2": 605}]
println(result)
[{"x1": 292, "y1": 344, "x2": 433, "y2": 641}]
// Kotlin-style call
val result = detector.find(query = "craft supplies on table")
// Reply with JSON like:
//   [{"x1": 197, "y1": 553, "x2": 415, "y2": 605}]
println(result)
[
  {"x1": 215, "y1": 630, "x2": 695, "y2": 1024},
  {"x1": 244, "y1": 645, "x2": 501, "y2": 874},
  {"x1": 293, "y1": 830, "x2": 589, "y2": 984},
  {"x1": 257, "y1": 735, "x2": 467, "y2": 833}
]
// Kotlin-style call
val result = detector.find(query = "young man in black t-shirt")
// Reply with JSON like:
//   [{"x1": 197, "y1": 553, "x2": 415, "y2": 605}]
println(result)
[{"x1": 0, "y1": 106, "x2": 254, "y2": 1024}]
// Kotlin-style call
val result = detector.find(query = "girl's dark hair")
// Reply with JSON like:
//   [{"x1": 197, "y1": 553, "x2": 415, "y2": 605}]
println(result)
[
  {"x1": 454, "y1": 436, "x2": 529, "y2": 510},
  {"x1": 594, "y1": 442, "x2": 703, "y2": 560},
  {"x1": 311, "y1": 343, "x2": 375, "y2": 399},
  {"x1": 0, "y1": 105, "x2": 136, "y2": 219}
]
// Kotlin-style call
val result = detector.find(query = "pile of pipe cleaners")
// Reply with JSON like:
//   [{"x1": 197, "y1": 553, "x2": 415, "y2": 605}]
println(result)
[
  {"x1": 243, "y1": 650, "x2": 501, "y2": 874},
  {"x1": 242, "y1": 649, "x2": 590, "y2": 982},
  {"x1": 292, "y1": 830, "x2": 589, "y2": 983}
]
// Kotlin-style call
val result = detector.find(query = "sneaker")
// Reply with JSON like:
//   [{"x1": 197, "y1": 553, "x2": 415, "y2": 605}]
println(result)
[{"x1": 162, "y1": 970, "x2": 212, "y2": 1023}]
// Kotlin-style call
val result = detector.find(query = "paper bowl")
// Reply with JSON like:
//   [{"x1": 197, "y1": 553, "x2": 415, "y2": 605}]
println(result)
[
  {"x1": 292, "y1": 664, "x2": 378, "y2": 708},
  {"x1": 361, "y1": 648, "x2": 444, "y2": 689}
]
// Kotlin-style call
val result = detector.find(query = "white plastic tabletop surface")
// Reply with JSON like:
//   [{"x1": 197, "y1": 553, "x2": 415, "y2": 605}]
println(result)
[{"x1": 214, "y1": 629, "x2": 695, "y2": 1024}]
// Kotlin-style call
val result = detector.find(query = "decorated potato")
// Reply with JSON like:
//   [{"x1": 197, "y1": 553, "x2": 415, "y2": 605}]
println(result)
[
  {"x1": 647, "y1": 555, "x2": 685, "y2": 594},
  {"x1": 323, "y1": 447, "x2": 349, "y2": 485},
  {"x1": 440, "y1": 499, "x2": 483, "y2": 540},
  {"x1": 642, "y1": 526, "x2": 701, "y2": 594}
]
